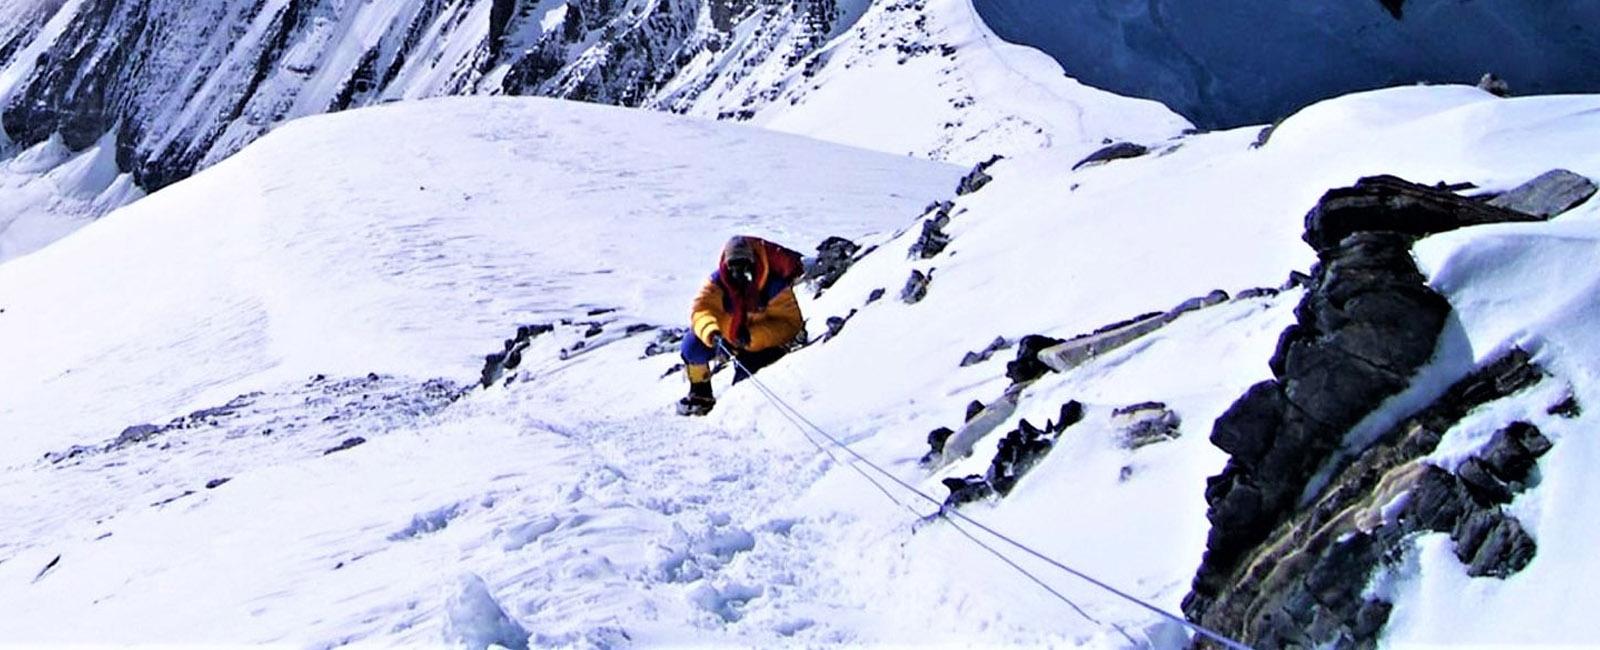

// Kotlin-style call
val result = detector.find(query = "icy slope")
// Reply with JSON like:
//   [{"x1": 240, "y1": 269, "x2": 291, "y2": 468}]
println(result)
[
  {"x1": 3, "y1": 87, "x2": 1600, "y2": 647},
  {"x1": 0, "y1": 96, "x2": 963, "y2": 466}
]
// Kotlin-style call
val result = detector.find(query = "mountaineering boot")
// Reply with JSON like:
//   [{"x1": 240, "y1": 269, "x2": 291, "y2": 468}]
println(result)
[
  {"x1": 676, "y1": 363, "x2": 716, "y2": 416},
  {"x1": 676, "y1": 381, "x2": 715, "y2": 416}
]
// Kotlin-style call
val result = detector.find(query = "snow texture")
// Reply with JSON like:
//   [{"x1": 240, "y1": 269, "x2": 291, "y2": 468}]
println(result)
[{"x1": 1, "y1": 74, "x2": 1599, "y2": 649}]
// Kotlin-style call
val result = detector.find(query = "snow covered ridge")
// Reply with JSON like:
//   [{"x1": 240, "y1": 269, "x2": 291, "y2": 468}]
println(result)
[
  {"x1": 4, "y1": 87, "x2": 1600, "y2": 646},
  {"x1": 0, "y1": 0, "x2": 1184, "y2": 264}
]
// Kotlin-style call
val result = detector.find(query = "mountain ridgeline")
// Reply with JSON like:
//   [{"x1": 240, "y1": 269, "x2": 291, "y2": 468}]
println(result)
[{"x1": 0, "y1": 0, "x2": 846, "y2": 191}]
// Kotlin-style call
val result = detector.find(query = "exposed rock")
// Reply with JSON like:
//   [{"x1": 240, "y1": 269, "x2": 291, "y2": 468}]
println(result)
[
  {"x1": 1039, "y1": 290, "x2": 1229, "y2": 373},
  {"x1": 1547, "y1": 394, "x2": 1581, "y2": 418},
  {"x1": 1477, "y1": 72, "x2": 1511, "y2": 97},
  {"x1": 806, "y1": 236, "x2": 861, "y2": 291},
  {"x1": 920, "y1": 427, "x2": 956, "y2": 466},
  {"x1": 1188, "y1": 347, "x2": 1551, "y2": 649},
  {"x1": 1112, "y1": 401, "x2": 1181, "y2": 449},
  {"x1": 1486, "y1": 169, "x2": 1597, "y2": 218},
  {"x1": 909, "y1": 203, "x2": 953, "y2": 259},
  {"x1": 1071, "y1": 141, "x2": 1149, "y2": 170},
  {"x1": 866, "y1": 288, "x2": 886, "y2": 304},
  {"x1": 205, "y1": 477, "x2": 231, "y2": 489},
  {"x1": 955, "y1": 155, "x2": 1003, "y2": 195},
  {"x1": 481, "y1": 323, "x2": 555, "y2": 387},
  {"x1": 941, "y1": 400, "x2": 1084, "y2": 506},
  {"x1": 1463, "y1": 515, "x2": 1536, "y2": 578},
  {"x1": 113, "y1": 424, "x2": 162, "y2": 447},
  {"x1": 323, "y1": 436, "x2": 367, "y2": 455},
  {"x1": 823, "y1": 309, "x2": 859, "y2": 340},
  {"x1": 1303, "y1": 175, "x2": 1546, "y2": 252},
  {"x1": 900, "y1": 269, "x2": 931, "y2": 304},
  {"x1": 1005, "y1": 334, "x2": 1066, "y2": 384},
  {"x1": 959, "y1": 336, "x2": 1012, "y2": 367},
  {"x1": 643, "y1": 328, "x2": 687, "y2": 358}
]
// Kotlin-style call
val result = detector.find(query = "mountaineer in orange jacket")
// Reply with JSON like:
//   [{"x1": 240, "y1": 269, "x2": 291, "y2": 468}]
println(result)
[{"x1": 677, "y1": 235, "x2": 806, "y2": 416}]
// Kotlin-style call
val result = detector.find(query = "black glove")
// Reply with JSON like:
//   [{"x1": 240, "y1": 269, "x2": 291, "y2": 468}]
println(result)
[
  {"x1": 710, "y1": 332, "x2": 730, "y2": 356},
  {"x1": 734, "y1": 325, "x2": 751, "y2": 348}
]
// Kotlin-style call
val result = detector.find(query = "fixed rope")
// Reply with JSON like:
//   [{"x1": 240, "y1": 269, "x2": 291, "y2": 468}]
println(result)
[{"x1": 715, "y1": 341, "x2": 1253, "y2": 650}]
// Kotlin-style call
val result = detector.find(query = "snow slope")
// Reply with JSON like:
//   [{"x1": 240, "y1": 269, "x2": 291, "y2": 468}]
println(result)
[{"x1": 3, "y1": 87, "x2": 1600, "y2": 646}]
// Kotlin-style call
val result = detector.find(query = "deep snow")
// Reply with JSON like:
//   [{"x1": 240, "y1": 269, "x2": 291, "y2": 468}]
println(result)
[{"x1": 2, "y1": 84, "x2": 1600, "y2": 647}]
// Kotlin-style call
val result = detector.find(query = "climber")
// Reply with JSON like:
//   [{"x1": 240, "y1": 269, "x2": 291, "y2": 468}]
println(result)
[{"x1": 676, "y1": 235, "x2": 807, "y2": 416}]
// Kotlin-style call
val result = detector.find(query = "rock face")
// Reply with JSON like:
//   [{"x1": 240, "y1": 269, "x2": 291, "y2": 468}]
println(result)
[
  {"x1": 0, "y1": 0, "x2": 853, "y2": 192},
  {"x1": 972, "y1": 0, "x2": 1600, "y2": 129},
  {"x1": 1184, "y1": 174, "x2": 1581, "y2": 647},
  {"x1": 1188, "y1": 350, "x2": 1553, "y2": 649}
]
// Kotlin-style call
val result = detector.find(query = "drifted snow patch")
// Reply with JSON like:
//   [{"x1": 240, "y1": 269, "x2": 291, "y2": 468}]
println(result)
[{"x1": 442, "y1": 573, "x2": 531, "y2": 650}]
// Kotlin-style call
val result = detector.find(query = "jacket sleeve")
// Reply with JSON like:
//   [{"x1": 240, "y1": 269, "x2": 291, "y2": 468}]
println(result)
[
  {"x1": 746, "y1": 287, "x2": 803, "y2": 350},
  {"x1": 690, "y1": 281, "x2": 726, "y2": 346}
]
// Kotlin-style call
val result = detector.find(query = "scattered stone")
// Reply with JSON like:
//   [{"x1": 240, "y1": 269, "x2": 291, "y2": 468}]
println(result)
[
  {"x1": 1477, "y1": 72, "x2": 1511, "y2": 97},
  {"x1": 1283, "y1": 270, "x2": 1312, "y2": 290},
  {"x1": 1486, "y1": 169, "x2": 1596, "y2": 218},
  {"x1": 956, "y1": 155, "x2": 1003, "y2": 195},
  {"x1": 909, "y1": 203, "x2": 953, "y2": 259},
  {"x1": 323, "y1": 437, "x2": 367, "y2": 455},
  {"x1": 1250, "y1": 122, "x2": 1279, "y2": 149},
  {"x1": 1112, "y1": 401, "x2": 1182, "y2": 449},
  {"x1": 1547, "y1": 394, "x2": 1581, "y2": 418},
  {"x1": 964, "y1": 400, "x2": 985, "y2": 422},
  {"x1": 806, "y1": 236, "x2": 862, "y2": 291},
  {"x1": 586, "y1": 307, "x2": 618, "y2": 316},
  {"x1": 823, "y1": 310, "x2": 858, "y2": 339},
  {"x1": 32, "y1": 554, "x2": 61, "y2": 584},
  {"x1": 1235, "y1": 287, "x2": 1279, "y2": 300},
  {"x1": 205, "y1": 477, "x2": 231, "y2": 489},
  {"x1": 583, "y1": 323, "x2": 604, "y2": 338},
  {"x1": 643, "y1": 328, "x2": 686, "y2": 358},
  {"x1": 941, "y1": 475, "x2": 994, "y2": 506},
  {"x1": 1005, "y1": 334, "x2": 1065, "y2": 383},
  {"x1": 866, "y1": 288, "x2": 886, "y2": 304},
  {"x1": 1072, "y1": 142, "x2": 1149, "y2": 170},
  {"x1": 959, "y1": 336, "x2": 1012, "y2": 367},
  {"x1": 113, "y1": 424, "x2": 161, "y2": 447},
  {"x1": 900, "y1": 269, "x2": 931, "y2": 304},
  {"x1": 920, "y1": 427, "x2": 956, "y2": 466}
]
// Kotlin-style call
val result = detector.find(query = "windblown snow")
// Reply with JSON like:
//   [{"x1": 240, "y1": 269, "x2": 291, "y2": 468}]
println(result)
[{"x1": 2, "y1": 83, "x2": 1600, "y2": 647}]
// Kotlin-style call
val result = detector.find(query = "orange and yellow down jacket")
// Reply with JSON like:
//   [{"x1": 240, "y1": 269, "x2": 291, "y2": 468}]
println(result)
[{"x1": 691, "y1": 282, "x2": 803, "y2": 352}]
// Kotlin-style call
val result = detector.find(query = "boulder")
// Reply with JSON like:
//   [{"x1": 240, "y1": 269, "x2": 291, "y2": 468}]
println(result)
[
  {"x1": 1487, "y1": 169, "x2": 1597, "y2": 218},
  {"x1": 1303, "y1": 175, "x2": 1544, "y2": 252},
  {"x1": 1072, "y1": 142, "x2": 1149, "y2": 170}
]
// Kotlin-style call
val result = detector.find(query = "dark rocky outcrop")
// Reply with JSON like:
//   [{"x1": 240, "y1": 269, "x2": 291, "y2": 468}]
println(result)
[
  {"x1": 941, "y1": 400, "x2": 1085, "y2": 507},
  {"x1": 806, "y1": 236, "x2": 862, "y2": 291},
  {"x1": 1303, "y1": 175, "x2": 1548, "y2": 252},
  {"x1": 955, "y1": 155, "x2": 1003, "y2": 195},
  {"x1": 1004, "y1": 334, "x2": 1066, "y2": 384},
  {"x1": 1185, "y1": 173, "x2": 1574, "y2": 648},
  {"x1": 960, "y1": 336, "x2": 1012, "y2": 367},
  {"x1": 900, "y1": 269, "x2": 932, "y2": 304},
  {"x1": 1112, "y1": 401, "x2": 1181, "y2": 449},
  {"x1": 482, "y1": 323, "x2": 556, "y2": 387},
  {"x1": 1071, "y1": 141, "x2": 1149, "y2": 170},
  {"x1": 909, "y1": 202, "x2": 954, "y2": 259},
  {"x1": 1189, "y1": 348, "x2": 1554, "y2": 649}
]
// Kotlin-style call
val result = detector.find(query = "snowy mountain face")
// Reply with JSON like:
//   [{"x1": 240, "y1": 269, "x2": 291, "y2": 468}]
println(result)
[
  {"x1": 0, "y1": 0, "x2": 1184, "y2": 263},
  {"x1": 3, "y1": 86, "x2": 1600, "y2": 647},
  {"x1": 973, "y1": 0, "x2": 1600, "y2": 129}
]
